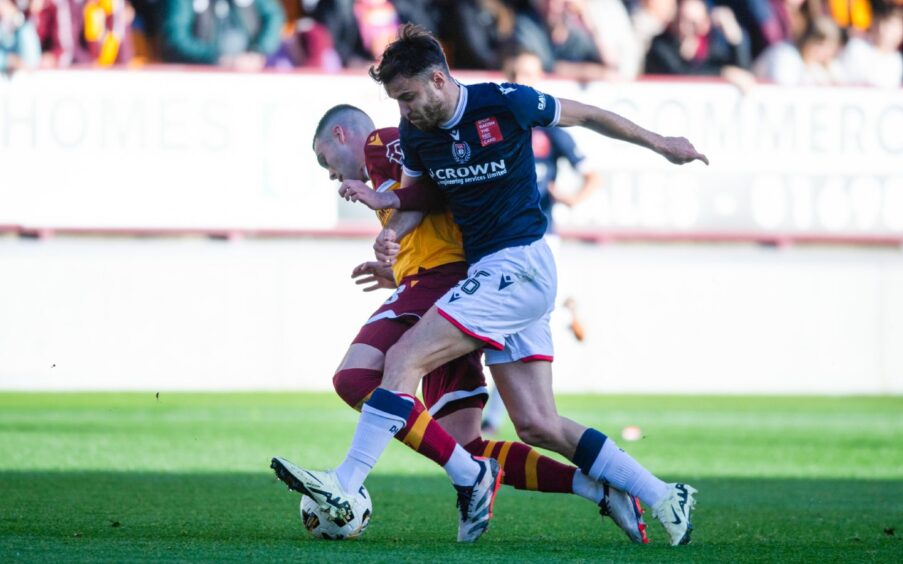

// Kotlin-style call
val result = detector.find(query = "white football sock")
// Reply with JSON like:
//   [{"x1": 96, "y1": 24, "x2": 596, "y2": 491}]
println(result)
[
  {"x1": 335, "y1": 404, "x2": 407, "y2": 494},
  {"x1": 572, "y1": 470, "x2": 605, "y2": 504},
  {"x1": 442, "y1": 444, "x2": 481, "y2": 487},
  {"x1": 587, "y1": 439, "x2": 670, "y2": 507}
]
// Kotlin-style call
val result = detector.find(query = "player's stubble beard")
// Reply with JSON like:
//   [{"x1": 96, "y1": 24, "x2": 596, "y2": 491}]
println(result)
[{"x1": 408, "y1": 93, "x2": 447, "y2": 131}]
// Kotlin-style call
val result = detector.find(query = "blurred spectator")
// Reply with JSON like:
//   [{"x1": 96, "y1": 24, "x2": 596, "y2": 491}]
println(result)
[
  {"x1": 1, "y1": 0, "x2": 40, "y2": 72},
  {"x1": 753, "y1": 15, "x2": 844, "y2": 84},
  {"x1": 309, "y1": 0, "x2": 397, "y2": 67},
  {"x1": 645, "y1": 0, "x2": 754, "y2": 86},
  {"x1": 839, "y1": 3, "x2": 902, "y2": 86},
  {"x1": 161, "y1": 0, "x2": 285, "y2": 70},
  {"x1": 28, "y1": 0, "x2": 84, "y2": 66},
  {"x1": 630, "y1": 0, "x2": 677, "y2": 71},
  {"x1": 712, "y1": 0, "x2": 782, "y2": 57},
  {"x1": 584, "y1": 0, "x2": 643, "y2": 78},
  {"x1": 82, "y1": 0, "x2": 134, "y2": 65},
  {"x1": 715, "y1": 0, "x2": 813, "y2": 58},
  {"x1": 131, "y1": 0, "x2": 164, "y2": 62},
  {"x1": 28, "y1": 0, "x2": 133, "y2": 67},
  {"x1": 442, "y1": 0, "x2": 517, "y2": 69},
  {"x1": 760, "y1": 0, "x2": 811, "y2": 46},
  {"x1": 826, "y1": 0, "x2": 872, "y2": 33},
  {"x1": 309, "y1": 0, "x2": 365, "y2": 66},
  {"x1": 268, "y1": 15, "x2": 341, "y2": 69},
  {"x1": 353, "y1": 0, "x2": 398, "y2": 58},
  {"x1": 390, "y1": 0, "x2": 439, "y2": 32},
  {"x1": 517, "y1": 0, "x2": 620, "y2": 80}
]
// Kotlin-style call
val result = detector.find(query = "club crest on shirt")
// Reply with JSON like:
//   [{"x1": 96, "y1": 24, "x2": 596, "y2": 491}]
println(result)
[
  {"x1": 385, "y1": 139, "x2": 404, "y2": 166},
  {"x1": 451, "y1": 140, "x2": 472, "y2": 164}
]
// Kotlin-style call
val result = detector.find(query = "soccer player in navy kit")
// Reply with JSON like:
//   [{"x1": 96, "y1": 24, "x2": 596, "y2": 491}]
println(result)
[
  {"x1": 272, "y1": 105, "x2": 649, "y2": 544},
  {"x1": 288, "y1": 25, "x2": 708, "y2": 545}
]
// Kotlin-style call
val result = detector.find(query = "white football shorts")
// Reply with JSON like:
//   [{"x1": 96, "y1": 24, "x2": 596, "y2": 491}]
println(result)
[{"x1": 435, "y1": 238, "x2": 557, "y2": 365}]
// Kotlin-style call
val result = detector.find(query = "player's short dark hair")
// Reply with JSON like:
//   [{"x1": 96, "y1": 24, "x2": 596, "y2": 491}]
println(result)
[
  {"x1": 368, "y1": 23, "x2": 450, "y2": 85},
  {"x1": 312, "y1": 104, "x2": 373, "y2": 150}
]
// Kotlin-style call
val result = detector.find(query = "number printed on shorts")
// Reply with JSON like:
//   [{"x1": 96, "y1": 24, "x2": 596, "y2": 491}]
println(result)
[
  {"x1": 461, "y1": 270, "x2": 490, "y2": 295},
  {"x1": 448, "y1": 271, "x2": 490, "y2": 303},
  {"x1": 461, "y1": 271, "x2": 491, "y2": 295}
]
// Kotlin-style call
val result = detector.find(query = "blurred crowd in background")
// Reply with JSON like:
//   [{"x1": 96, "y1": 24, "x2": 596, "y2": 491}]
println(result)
[{"x1": 1, "y1": 0, "x2": 901, "y2": 87}]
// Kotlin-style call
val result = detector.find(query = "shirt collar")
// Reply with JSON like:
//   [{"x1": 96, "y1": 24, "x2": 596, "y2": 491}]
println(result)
[{"x1": 439, "y1": 81, "x2": 468, "y2": 130}]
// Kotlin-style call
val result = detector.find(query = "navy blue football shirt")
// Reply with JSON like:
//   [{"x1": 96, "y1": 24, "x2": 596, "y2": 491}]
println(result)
[{"x1": 399, "y1": 82, "x2": 560, "y2": 263}]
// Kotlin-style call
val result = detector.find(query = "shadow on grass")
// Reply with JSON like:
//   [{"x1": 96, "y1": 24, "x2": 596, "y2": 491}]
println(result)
[{"x1": 1, "y1": 471, "x2": 900, "y2": 562}]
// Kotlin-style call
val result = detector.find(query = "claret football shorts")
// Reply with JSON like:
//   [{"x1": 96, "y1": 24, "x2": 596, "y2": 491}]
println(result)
[{"x1": 351, "y1": 260, "x2": 487, "y2": 417}]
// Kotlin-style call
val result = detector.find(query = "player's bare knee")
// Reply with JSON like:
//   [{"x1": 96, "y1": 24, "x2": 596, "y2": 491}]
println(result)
[
  {"x1": 513, "y1": 417, "x2": 561, "y2": 450},
  {"x1": 336, "y1": 344, "x2": 385, "y2": 372}
]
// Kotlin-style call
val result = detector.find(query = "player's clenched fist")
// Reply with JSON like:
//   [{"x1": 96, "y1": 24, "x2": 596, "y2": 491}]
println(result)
[
  {"x1": 338, "y1": 180, "x2": 399, "y2": 210},
  {"x1": 374, "y1": 228, "x2": 401, "y2": 264}
]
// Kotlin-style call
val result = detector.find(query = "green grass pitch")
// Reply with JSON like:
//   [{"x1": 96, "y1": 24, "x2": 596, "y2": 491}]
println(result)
[{"x1": 1, "y1": 393, "x2": 900, "y2": 562}]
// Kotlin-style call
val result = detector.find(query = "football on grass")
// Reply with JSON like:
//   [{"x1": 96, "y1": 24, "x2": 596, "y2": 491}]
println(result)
[{"x1": 300, "y1": 486, "x2": 372, "y2": 540}]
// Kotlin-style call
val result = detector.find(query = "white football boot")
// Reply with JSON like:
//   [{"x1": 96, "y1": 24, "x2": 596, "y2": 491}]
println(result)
[
  {"x1": 599, "y1": 483, "x2": 649, "y2": 544},
  {"x1": 270, "y1": 456, "x2": 359, "y2": 527},
  {"x1": 454, "y1": 457, "x2": 503, "y2": 542},
  {"x1": 651, "y1": 482, "x2": 698, "y2": 546}
]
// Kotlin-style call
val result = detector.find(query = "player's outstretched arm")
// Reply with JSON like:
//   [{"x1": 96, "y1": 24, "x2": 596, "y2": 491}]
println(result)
[{"x1": 557, "y1": 99, "x2": 709, "y2": 166}]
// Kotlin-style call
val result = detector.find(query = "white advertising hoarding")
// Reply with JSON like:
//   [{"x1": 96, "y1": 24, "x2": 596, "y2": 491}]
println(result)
[{"x1": 0, "y1": 70, "x2": 900, "y2": 238}]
